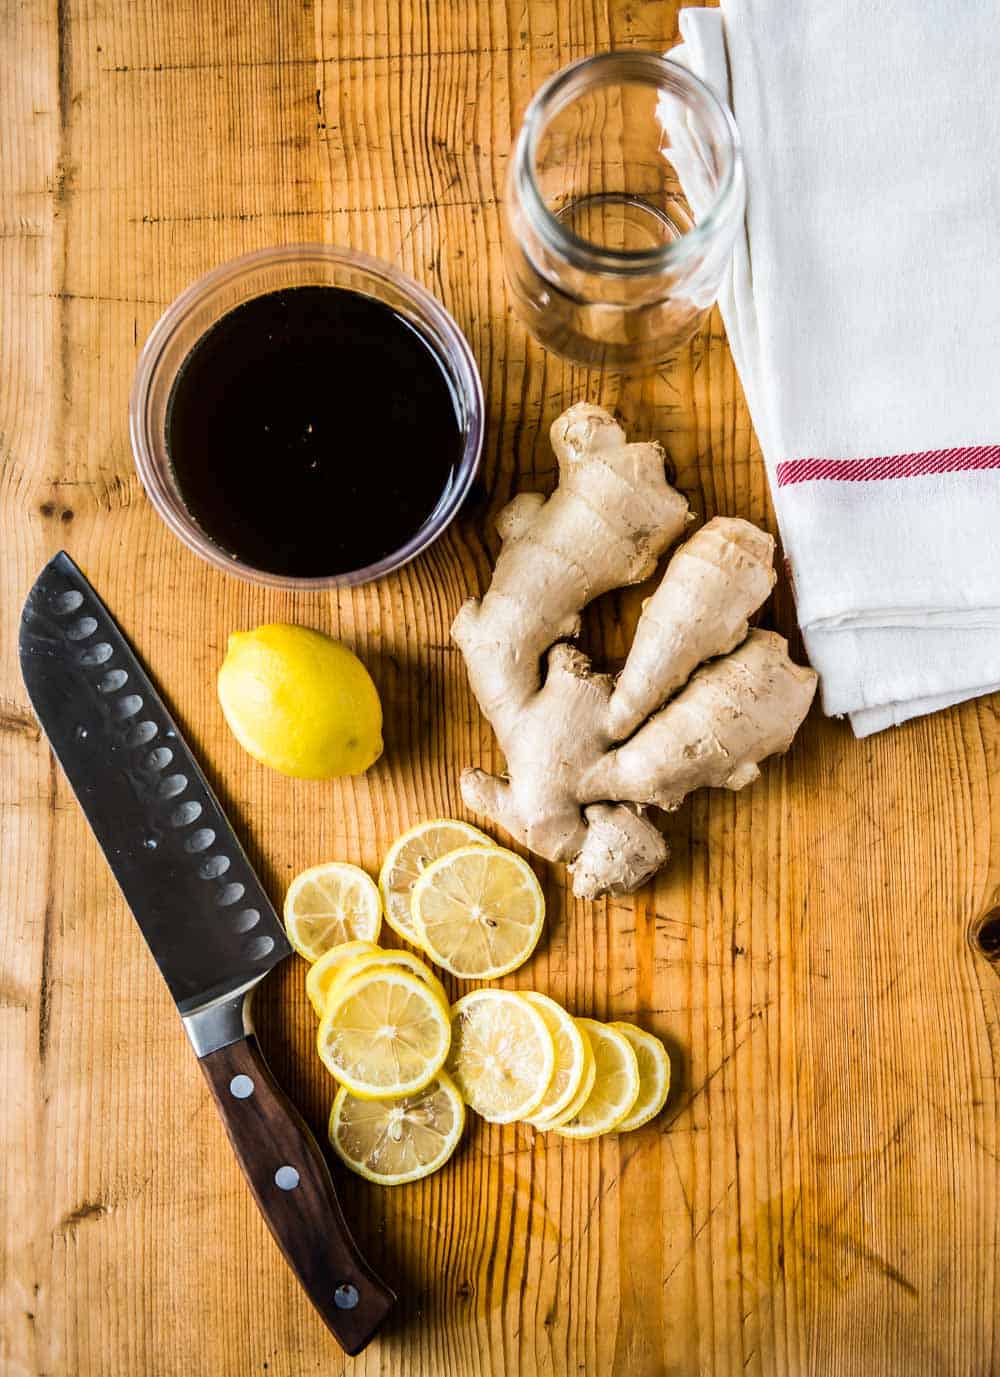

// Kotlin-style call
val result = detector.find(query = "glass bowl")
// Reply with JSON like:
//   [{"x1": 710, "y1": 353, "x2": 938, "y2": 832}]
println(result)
[{"x1": 129, "y1": 244, "x2": 484, "y2": 589}]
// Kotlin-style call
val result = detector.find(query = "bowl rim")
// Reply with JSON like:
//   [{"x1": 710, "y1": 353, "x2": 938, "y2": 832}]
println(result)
[{"x1": 128, "y1": 243, "x2": 485, "y2": 590}]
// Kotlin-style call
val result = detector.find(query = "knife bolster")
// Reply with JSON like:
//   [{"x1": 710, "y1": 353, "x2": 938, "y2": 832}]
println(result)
[{"x1": 183, "y1": 981, "x2": 257, "y2": 1057}]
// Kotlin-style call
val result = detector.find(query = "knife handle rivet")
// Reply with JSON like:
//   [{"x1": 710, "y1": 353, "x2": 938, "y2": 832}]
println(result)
[
  {"x1": 229, "y1": 1074, "x2": 255, "y2": 1099},
  {"x1": 334, "y1": 1283, "x2": 360, "y2": 1311},
  {"x1": 275, "y1": 1165, "x2": 300, "y2": 1191}
]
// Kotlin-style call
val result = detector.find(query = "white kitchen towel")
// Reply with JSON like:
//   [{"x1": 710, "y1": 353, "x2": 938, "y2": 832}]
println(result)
[{"x1": 668, "y1": 2, "x2": 1000, "y2": 736}]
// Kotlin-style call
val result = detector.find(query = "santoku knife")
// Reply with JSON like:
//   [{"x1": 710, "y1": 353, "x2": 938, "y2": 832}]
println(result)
[{"x1": 19, "y1": 551, "x2": 395, "y2": 1355}]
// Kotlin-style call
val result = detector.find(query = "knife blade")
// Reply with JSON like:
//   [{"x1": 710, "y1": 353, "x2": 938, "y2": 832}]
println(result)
[{"x1": 20, "y1": 552, "x2": 395, "y2": 1355}]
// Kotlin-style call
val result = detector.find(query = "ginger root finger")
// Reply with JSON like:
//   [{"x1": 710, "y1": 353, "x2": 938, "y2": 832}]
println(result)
[
  {"x1": 570, "y1": 804, "x2": 669, "y2": 900},
  {"x1": 452, "y1": 402, "x2": 691, "y2": 725},
  {"x1": 460, "y1": 767, "x2": 589, "y2": 866},
  {"x1": 606, "y1": 517, "x2": 777, "y2": 741},
  {"x1": 586, "y1": 630, "x2": 817, "y2": 812}
]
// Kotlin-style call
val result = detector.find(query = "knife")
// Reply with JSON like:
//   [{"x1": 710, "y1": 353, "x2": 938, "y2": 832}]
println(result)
[{"x1": 19, "y1": 552, "x2": 395, "y2": 1355}]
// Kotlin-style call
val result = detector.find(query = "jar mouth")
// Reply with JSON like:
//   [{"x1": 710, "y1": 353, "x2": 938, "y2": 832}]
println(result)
[
  {"x1": 513, "y1": 50, "x2": 744, "y2": 277},
  {"x1": 128, "y1": 244, "x2": 484, "y2": 590}
]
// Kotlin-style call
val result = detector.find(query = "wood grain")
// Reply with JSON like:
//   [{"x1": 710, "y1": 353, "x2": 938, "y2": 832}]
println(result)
[{"x1": 2, "y1": 1, "x2": 999, "y2": 1375}]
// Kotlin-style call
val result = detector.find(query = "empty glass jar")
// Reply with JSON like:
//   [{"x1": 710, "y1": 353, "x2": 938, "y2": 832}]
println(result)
[{"x1": 504, "y1": 50, "x2": 744, "y2": 370}]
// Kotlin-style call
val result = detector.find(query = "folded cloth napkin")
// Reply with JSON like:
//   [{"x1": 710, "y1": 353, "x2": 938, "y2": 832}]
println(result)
[{"x1": 667, "y1": 2, "x2": 1000, "y2": 736}]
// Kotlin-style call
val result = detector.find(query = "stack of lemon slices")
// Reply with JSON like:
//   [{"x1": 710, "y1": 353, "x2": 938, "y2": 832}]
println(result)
[
  {"x1": 445, "y1": 990, "x2": 669, "y2": 1138},
  {"x1": 283, "y1": 820, "x2": 672, "y2": 1188}
]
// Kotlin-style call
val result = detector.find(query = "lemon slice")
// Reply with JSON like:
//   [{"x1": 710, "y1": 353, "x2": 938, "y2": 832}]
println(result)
[
  {"x1": 379, "y1": 818, "x2": 492, "y2": 944},
  {"x1": 324, "y1": 947, "x2": 449, "y2": 1014},
  {"x1": 520, "y1": 993, "x2": 590, "y2": 1125},
  {"x1": 284, "y1": 862, "x2": 382, "y2": 961},
  {"x1": 411, "y1": 846, "x2": 545, "y2": 979},
  {"x1": 530, "y1": 1019, "x2": 597, "y2": 1130},
  {"x1": 306, "y1": 940, "x2": 380, "y2": 1015},
  {"x1": 328, "y1": 1072, "x2": 466, "y2": 1185},
  {"x1": 446, "y1": 989, "x2": 554, "y2": 1123},
  {"x1": 552, "y1": 1020, "x2": 640, "y2": 1140},
  {"x1": 317, "y1": 967, "x2": 451, "y2": 1099},
  {"x1": 609, "y1": 1023, "x2": 672, "y2": 1132}
]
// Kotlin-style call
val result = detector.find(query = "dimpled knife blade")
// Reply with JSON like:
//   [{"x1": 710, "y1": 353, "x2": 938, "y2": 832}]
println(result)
[{"x1": 19, "y1": 551, "x2": 292, "y2": 1016}]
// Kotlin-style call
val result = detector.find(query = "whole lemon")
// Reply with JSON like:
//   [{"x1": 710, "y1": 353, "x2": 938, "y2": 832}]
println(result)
[{"x1": 218, "y1": 624, "x2": 383, "y2": 779}]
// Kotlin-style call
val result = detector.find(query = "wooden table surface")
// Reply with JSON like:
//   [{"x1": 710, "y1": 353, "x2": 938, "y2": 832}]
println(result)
[{"x1": 3, "y1": 1, "x2": 1000, "y2": 1374}]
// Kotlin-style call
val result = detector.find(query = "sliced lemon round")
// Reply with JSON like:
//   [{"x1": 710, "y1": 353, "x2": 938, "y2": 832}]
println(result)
[
  {"x1": 552, "y1": 1020, "x2": 640, "y2": 1140},
  {"x1": 305, "y1": 940, "x2": 380, "y2": 1016},
  {"x1": 411, "y1": 845, "x2": 545, "y2": 979},
  {"x1": 609, "y1": 1023, "x2": 672, "y2": 1132},
  {"x1": 317, "y1": 967, "x2": 451, "y2": 1099},
  {"x1": 284, "y1": 862, "x2": 382, "y2": 962},
  {"x1": 530, "y1": 1019, "x2": 597, "y2": 1131},
  {"x1": 324, "y1": 947, "x2": 449, "y2": 1014},
  {"x1": 446, "y1": 989, "x2": 554, "y2": 1123},
  {"x1": 379, "y1": 818, "x2": 493, "y2": 944},
  {"x1": 519, "y1": 993, "x2": 590, "y2": 1126},
  {"x1": 328, "y1": 1071, "x2": 466, "y2": 1186}
]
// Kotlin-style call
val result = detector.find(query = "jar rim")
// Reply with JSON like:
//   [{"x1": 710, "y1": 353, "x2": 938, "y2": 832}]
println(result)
[
  {"x1": 128, "y1": 244, "x2": 484, "y2": 590},
  {"x1": 512, "y1": 50, "x2": 744, "y2": 277}
]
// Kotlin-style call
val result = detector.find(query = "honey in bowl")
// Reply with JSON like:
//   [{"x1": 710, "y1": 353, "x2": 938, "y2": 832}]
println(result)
[{"x1": 165, "y1": 286, "x2": 464, "y2": 579}]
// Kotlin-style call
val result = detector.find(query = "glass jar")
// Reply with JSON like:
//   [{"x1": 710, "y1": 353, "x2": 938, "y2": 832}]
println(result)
[{"x1": 503, "y1": 51, "x2": 744, "y2": 370}]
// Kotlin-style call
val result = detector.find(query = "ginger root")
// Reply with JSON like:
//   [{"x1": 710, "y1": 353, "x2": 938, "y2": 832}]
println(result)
[{"x1": 452, "y1": 403, "x2": 818, "y2": 899}]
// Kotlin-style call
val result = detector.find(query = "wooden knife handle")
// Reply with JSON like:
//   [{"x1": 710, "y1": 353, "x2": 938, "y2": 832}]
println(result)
[{"x1": 199, "y1": 1034, "x2": 395, "y2": 1355}]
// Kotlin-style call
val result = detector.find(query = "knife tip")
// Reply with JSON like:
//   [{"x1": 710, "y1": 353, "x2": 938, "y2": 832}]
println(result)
[
  {"x1": 25, "y1": 550, "x2": 81, "y2": 597},
  {"x1": 19, "y1": 550, "x2": 85, "y2": 652},
  {"x1": 50, "y1": 549, "x2": 78, "y2": 575}
]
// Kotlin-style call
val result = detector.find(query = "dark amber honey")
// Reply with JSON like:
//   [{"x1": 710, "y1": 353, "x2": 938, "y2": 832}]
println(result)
[{"x1": 166, "y1": 286, "x2": 463, "y2": 578}]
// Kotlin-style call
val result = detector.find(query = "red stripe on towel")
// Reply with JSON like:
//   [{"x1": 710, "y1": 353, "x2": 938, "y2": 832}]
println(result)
[{"x1": 776, "y1": 444, "x2": 1000, "y2": 486}]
